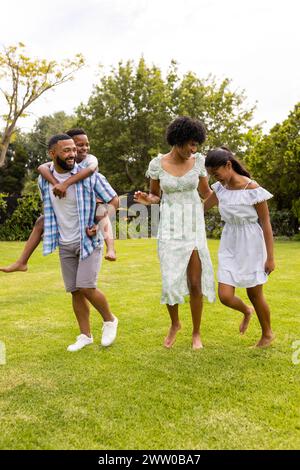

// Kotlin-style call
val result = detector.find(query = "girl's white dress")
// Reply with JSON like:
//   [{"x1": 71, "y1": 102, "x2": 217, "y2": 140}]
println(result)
[
  {"x1": 146, "y1": 153, "x2": 215, "y2": 305},
  {"x1": 211, "y1": 181, "x2": 273, "y2": 288}
]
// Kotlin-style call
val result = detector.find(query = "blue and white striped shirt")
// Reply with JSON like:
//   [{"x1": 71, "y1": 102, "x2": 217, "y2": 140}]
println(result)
[{"x1": 38, "y1": 164, "x2": 117, "y2": 260}]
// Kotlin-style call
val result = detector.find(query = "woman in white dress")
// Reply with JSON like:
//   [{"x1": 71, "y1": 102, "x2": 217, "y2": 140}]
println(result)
[
  {"x1": 204, "y1": 146, "x2": 275, "y2": 348},
  {"x1": 134, "y1": 117, "x2": 215, "y2": 350}
]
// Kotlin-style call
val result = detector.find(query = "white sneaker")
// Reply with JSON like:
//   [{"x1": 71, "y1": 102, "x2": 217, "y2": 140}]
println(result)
[
  {"x1": 67, "y1": 334, "x2": 93, "y2": 352},
  {"x1": 101, "y1": 315, "x2": 118, "y2": 347}
]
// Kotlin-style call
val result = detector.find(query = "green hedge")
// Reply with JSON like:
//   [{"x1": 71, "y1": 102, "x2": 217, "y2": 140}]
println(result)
[
  {"x1": 205, "y1": 209, "x2": 223, "y2": 239},
  {"x1": 0, "y1": 192, "x2": 42, "y2": 241},
  {"x1": 0, "y1": 193, "x2": 298, "y2": 241},
  {"x1": 269, "y1": 209, "x2": 298, "y2": 238},
  {"x1": 204, "y1": 208, "x2": 298, "y2": 239}
]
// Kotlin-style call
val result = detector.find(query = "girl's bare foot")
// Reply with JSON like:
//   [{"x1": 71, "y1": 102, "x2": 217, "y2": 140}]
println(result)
[
  {"x1": 254, "y1": 333, "x2": 275, "y2": 348},
  {"x1": 192, "y1": 332, "x2": 203, "y2": 350},
  {"x1": 0, "y1": 261, "x2": 28, "y2": 273},
  {"x1": 104, "y1": 250, "x2": 116, "y2": 261},
  {"x1": 239, "y1": 306, "x2": 254, "y2": 334},
  {"x1": 164, "y1": 323, "x2": 181, "y2": 348}
]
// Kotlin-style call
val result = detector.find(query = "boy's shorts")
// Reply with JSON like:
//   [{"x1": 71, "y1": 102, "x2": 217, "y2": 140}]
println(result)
[{"x1": 59, "y1": 242, "x2": 102, "y2": 292}]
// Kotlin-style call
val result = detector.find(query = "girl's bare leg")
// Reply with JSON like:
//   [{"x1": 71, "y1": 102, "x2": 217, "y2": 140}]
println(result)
[
  {"x1": 218, "y1": 283, "x2": 254, "y2": 334},
  {"x1": 247, "y1": 285, "x2": 274, "y2": 347}
]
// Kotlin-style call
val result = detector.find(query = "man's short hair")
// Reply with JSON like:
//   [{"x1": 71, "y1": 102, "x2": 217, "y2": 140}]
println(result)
[
  {"x1": 65, "y1": 128, "x2": 87, "y2": 138},
  {"x1": 47, "y1": 134, "x2": 73, "y2": 150}
]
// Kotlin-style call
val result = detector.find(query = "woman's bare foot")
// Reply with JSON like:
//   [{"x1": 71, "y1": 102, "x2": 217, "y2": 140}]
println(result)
[
  {"x1": 104, "y1": 249, "x2": 116, "y2": 261},
  {"x1": 164, "y1": 323, "x2": 181, "y2": 348},
  {"x1": 254, "y1": 333, "x2": 275, "y2": 348},
  {"x1": 192, "y1": 332, "x2": 203, "y2": 350},
  {"x1": 0, "y1": 261, "x2": 28, "y2": 273},
  {"x1": 239, "y1": 306, "x2": 254, "y2": 334}
]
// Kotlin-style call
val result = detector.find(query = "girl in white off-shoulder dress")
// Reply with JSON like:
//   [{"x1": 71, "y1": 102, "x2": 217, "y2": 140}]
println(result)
[
  {"x1": 135, "y1": 117, "x2": 215, "y2": 350},
  {"x1": 204, "y1": 146, "x2": 275, "y2": 348}
]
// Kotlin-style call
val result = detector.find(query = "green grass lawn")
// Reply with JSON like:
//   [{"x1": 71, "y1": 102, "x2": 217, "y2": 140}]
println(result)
[{"x1": 0, "y1": 239, "x2": 299, "y2": 450}]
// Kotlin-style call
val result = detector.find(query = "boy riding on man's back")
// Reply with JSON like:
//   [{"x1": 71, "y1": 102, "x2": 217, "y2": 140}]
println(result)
[{"x1": 0, "y1": 128, "x2": 116, "y2": 273}]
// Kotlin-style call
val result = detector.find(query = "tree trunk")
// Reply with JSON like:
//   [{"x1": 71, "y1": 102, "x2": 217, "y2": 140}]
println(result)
[
  {"x1": 0, "y1": 121, "x2": 18, "y2": 167},
  {"x1": 0, "y1": 139, "x2": 10, "y2": 168},
  {"x1": 125, "y1": 162, "x2": 134, "y2": 185}
]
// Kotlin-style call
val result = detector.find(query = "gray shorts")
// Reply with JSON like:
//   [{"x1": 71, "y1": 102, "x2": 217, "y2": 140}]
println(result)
[{"x1": 58, "y1": 242, "x2": 102, "y2": 292}]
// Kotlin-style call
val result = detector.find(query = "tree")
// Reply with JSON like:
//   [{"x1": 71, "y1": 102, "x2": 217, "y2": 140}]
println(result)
[
  {"x1": 0, "y1": 133, "x2": 28, "y2": 194},
  {"x1": 77, "y1": 58, "x2": 261, "y2": 191},
  {"x1": 77, "y1": 58, "x2": 172, "y2": 190},
  {"x1": 0, "y1": 112, "x2": 77, "y2": 194},
  {"x1": 245, "y1": 103, "x2": 300, "y2": 221},
  {"x1": 0, "y1": 43, "x2": 84, "y2": 167},
  {"x1": 173, "y1": 71, "x2": 261, "y2": 156}
]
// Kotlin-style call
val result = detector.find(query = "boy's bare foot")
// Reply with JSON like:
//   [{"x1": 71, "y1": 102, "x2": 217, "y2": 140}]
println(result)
[
  {"x1": 164, "y1": 323, "x2": 181, "y2": 348},
  {"x1": 104, "y1": 250, "x2": 117, "y2": 261},
  {"x1": 192, "y1": 332, "x2": 203, "y2": 350},
  {"x1": 254, "y1": 333, "x2": 275, "y2": 348},
  {"x1": 239, "y1": 306, "x2": 254, "y2": 334},
  {"x1": 0, "y1": 261, "x2": 28, "y2": 273}
]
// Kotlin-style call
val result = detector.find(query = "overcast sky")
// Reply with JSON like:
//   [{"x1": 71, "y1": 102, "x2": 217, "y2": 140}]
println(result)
[{"x1": 1, "y1": 0, "x2": 299, "y2": 132}]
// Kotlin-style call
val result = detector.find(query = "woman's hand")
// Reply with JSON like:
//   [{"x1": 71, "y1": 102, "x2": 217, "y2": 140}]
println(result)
[
  {"x1": 134, "y1": 191, "x2": 151, "y2": 205},
  {"x1": 265, "y1": 258, "x2": 275, "y2": 275}
]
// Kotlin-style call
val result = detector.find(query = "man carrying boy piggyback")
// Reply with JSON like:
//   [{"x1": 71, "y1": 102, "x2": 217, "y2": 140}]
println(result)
[
  {"x1": 0, "y1": 128, "x2": 116, "y2": 274},
  {"x1": 39, "y1": 134, "x2": 119, "y2": 351}
]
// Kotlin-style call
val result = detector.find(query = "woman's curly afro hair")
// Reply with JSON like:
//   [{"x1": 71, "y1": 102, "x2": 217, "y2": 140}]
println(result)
[{"x1": 166, "y1": 116, "x2": 206, "y2": 147}]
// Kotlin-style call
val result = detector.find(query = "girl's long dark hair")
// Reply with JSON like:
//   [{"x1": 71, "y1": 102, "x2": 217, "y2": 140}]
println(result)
[{"x1": 205, "y1": 146, "x2": 251, "y2": 178}]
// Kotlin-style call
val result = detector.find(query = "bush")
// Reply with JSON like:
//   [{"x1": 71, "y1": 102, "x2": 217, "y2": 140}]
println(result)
[
  {"x1": 204, "y1": 208, "x2": 297, "y2": 239},
  {"x1": 0, "y1": 191, "x2": 42, "y2": 241},
  {"x1": 269, "y1": 210, "x2": 298, "y2": 237},
  {"x1": 0, "y1": 193, "x2": 8, "y2": 224},
  {"x1": 205, "y1": 208, "x2": 223, "y2": 239},
  {"x1": 0, "y1": 192, "x2": 297, "y2": 241}
]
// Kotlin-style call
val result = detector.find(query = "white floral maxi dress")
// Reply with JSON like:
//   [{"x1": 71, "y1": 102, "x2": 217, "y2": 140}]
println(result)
[
  {"x1": 211, "y1": 181, "x2": 273, "y2": 288},
  {"x1": 146, "y1": 153, "x2": 216, "y2": 306}
]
